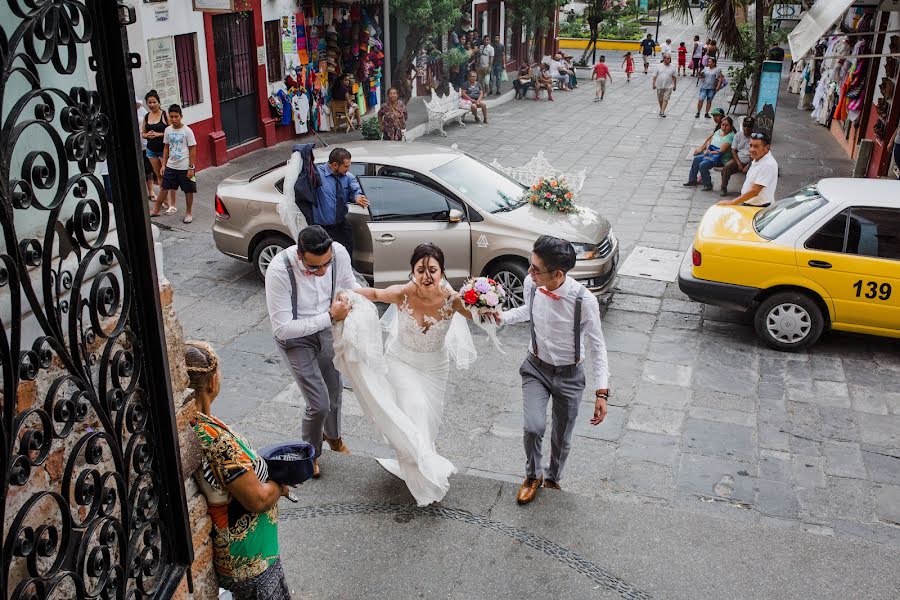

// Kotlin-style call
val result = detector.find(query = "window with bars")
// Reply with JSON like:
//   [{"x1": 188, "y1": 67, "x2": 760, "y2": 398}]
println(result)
[
  {"x1": 174, "y1": 33, "x2": 201, "y2": 107},
  {"x1": 264, "y1": 20, "x2": 283, "y2": 83}
]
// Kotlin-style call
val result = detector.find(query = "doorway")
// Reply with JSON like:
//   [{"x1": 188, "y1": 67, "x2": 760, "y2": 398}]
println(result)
[{"x1": 212, "y1": 12, "x2": 259, "y2": 147}]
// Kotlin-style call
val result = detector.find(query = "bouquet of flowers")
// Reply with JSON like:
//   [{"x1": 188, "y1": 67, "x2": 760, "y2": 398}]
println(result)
[
  {"x1": 525, "y1": 177, "x2": 577, "y2": 214},
  {"x1": 459, "y1": 276, "x2": 505, "y2": 352}
]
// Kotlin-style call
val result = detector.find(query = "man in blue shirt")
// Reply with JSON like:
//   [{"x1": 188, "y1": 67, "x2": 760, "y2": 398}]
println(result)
[
  {"x1": 312, "y1": 147, "x2": 369, "y2": 258},
  {"x1": 640, "y1": 34, "x2": 656, "y2": 75}
]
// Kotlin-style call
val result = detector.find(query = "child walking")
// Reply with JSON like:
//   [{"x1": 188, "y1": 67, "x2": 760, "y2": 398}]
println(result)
[
  {"x1": 591, "y1": 56, "x2": 613, "y2": 101},
  {"x1": 150, "y1": 104, "x2": 197, "y2": 224},
  {"x1": 677, "y1": 42, "x2": 688, "y2": 76},
  {"x1": 622, "y1": 52, "x2": 634, "y2": 82}
]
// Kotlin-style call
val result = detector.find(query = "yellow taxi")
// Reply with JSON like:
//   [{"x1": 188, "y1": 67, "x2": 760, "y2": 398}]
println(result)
[{"x1": 678, "y1": 179, "x2": 900, "y2": 350}]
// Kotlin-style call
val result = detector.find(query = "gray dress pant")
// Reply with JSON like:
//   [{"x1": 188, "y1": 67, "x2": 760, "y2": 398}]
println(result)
[
  {"x1": 520, "y1": 355, "x2": 586, "y2": 482},
  {"x1": 276, "y1": 329, "x2": 342, "y2": 458}
]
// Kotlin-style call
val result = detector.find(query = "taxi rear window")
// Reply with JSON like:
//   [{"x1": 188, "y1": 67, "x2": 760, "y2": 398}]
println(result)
[{"x1": 753, "y1": 192, "x2": 827, "y2": 240}]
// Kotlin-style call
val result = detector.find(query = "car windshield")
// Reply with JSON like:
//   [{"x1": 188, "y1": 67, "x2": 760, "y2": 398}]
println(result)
[
  {"x1": 752, "y1": 187, "x2": 828, "y2": 240},
  {"x1": 431, "y1": 155, "x2": 526, "y2": 213}
]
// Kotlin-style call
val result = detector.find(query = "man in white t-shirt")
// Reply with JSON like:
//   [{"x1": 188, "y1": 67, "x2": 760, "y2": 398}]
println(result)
[
  {"x1": 719, "y1": 132, "x2": 778, "y2": 206},
  {"x1": 476, "y1": 35, "x2": 494, "y2": 87},
  {"x1": 652, "y1": 54, "x2": 677, "y2": 117},
  {"x1": 661, "y1": 38, "x2": 673, "y2": 56}
]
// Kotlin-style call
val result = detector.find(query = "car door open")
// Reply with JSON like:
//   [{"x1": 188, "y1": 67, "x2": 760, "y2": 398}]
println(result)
[{"x1": 358, "y1": 176, "x2": 472, "y2": 287}]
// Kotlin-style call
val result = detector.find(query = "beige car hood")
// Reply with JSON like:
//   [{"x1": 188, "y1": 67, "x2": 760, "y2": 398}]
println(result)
[{"x1": 492, "y1": 203, "x2": 611, "y2": 244}]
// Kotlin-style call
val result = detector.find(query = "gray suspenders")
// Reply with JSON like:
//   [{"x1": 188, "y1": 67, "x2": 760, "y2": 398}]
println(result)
[
  {"x1": 528, "y1": 282, "x2": 586, "y2": 364},
  {"x1": 282, "y1": 252, "x2": 336, "y2": 321}
]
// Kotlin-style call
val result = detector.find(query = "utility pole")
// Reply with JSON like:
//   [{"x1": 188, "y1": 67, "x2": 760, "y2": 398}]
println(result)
[{"x1": 654, "y1": 2, "x2": 662, "y2": 44}]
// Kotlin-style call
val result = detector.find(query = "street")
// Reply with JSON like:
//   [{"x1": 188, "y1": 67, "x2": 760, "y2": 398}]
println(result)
[{"x1": 155, "y1": 13, "x2": 900, "y2": 599}]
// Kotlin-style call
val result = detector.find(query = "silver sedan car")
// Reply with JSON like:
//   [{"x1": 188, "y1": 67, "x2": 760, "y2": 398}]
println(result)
[{"x1": 213, "y1": 142, "x2": 618, "y2": 307}]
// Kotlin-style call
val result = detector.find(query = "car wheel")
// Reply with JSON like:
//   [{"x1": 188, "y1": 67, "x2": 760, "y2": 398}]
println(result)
[
  {"x1": 754, "y1": 291, "x2": 824, "y2": 351},
  {"x1": 252, "y1": 235, "x2": 290, "y2": 282},
  {"x1": 489, "y1": 261, "x2": 528, "y2": 309}
]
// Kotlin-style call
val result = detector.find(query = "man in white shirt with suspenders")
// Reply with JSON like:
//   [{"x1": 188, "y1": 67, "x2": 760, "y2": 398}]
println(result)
[
  {"x1": 501, "y1": 236, "x2": 610, "y2": 505},
  {"x1": 265, "y1": 226, "x2": 359, "y2": 478}
]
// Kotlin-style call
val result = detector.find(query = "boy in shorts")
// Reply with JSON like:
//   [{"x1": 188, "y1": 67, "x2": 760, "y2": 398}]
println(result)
[
  {"x1": 151, "y1": 104, "x2": 197, "y2": 223},
  {"x1": 591, "y1": 56, "x2": 612, "y2": 101}
]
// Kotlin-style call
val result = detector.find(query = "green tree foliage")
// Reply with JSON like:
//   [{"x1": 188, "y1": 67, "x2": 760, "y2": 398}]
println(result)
[
  {"x1": 391, "y1": 0, "x2": 466, "y2": 99},
  {"x1": 506, "y1": 0, "x2": 560, "y2": 59}
]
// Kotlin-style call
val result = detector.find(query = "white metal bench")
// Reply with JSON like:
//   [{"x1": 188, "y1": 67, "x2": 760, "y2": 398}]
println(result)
[
  {"x1": 490, "y1": 150, "x2": 587, "y2": 194},
  {"x1": 424, "y1": 86, "x2": 469, "y2": 137}
]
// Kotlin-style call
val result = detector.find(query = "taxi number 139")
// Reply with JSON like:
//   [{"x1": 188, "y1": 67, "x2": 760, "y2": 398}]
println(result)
[{"x1": 853, "y1": 280, "x2": 892, "y2": 300}]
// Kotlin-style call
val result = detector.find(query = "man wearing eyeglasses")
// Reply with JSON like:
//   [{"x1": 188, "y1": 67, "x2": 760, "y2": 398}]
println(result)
[
  {"x1": 499, "y1": 236, "x2": 610, "y2": 505},
  {"x1": 265, "y1": 225, "x2": 360, "y2": 478},
  {"x1": 718, "y1": 131, "x2": 778, "y2": 206}
]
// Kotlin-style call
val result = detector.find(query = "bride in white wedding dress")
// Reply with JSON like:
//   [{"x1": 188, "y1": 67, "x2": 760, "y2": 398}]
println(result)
[{"x1": 332, "y1": 243, "x2": 486, "y2": 506}]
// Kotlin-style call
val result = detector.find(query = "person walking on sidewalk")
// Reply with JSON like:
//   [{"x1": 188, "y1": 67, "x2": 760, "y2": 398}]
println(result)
[
  {"x1": 652, "y1": 54, "x2": 677, "y2": 116},
  {"x1": 718, "y1": 132, "x2": 779, "y2": 206},
  {"x1": 640, "y1": 34, "x2": 656, "y2": 74},
  {"x1": 684, "y1": 116, "x2": 734, "y2": 191},
  {"x1": 265, "y1": 225, "x2": 360, "y2": 479},
  {"x1": 309, "y1": 148, "x2": 369, "y2": 258},
  {"x1": 622, "y1": 52, "x2": 635, "y2": 82},
  {"x1": 489, "y1": 33, "x2": 506, "y2": 96},
  {"x1": 501, "y1": 236, "x2": 610, "y2": 506},
  {"x1": 677, "y1": 42, "x2": 688, "y2": 76},
  {"x1": 150, "y1": 104, "x2": 196, "y2": 223},
  {"x1": 591, "y1": 56, "x2": 612, "y2": 101},
  {"x1": 691, "y1": 35, "x2": 703, "y2": 77},
  {"x1": 696, "y1": 57, "x2": 724, "y2": 118}
]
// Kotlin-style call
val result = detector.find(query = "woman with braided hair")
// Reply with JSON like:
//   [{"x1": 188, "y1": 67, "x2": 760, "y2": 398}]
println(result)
[{"x1": 187, "y1": 341, "x2": 293, "y2": 600}]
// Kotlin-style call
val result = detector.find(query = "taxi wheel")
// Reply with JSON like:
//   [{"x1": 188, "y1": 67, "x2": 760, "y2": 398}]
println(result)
[
  {"x1": 252, "y1": 235, "x2": 291, "y2": 282},
  {"x1": 754, "y1": 292, "x2": 824, "y2": 351}
]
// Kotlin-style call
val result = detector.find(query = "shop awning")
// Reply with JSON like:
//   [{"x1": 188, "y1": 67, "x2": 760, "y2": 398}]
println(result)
[{"x1": 788, "y1": 0, "x2": 855, "y2": 59}]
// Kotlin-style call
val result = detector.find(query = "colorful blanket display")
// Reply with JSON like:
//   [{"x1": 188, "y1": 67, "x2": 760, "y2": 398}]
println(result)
[{"x1": 267, "y1": 3, "x2": 386, "y2": 135}]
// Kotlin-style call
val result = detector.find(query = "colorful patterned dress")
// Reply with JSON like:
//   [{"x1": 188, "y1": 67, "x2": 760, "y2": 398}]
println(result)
[
  {"x1": 193, "y1": 413, "x2": 285, "y2": 594},
  {"x1": 378, "y1": 100, "x2": 408, "y2": 141}
]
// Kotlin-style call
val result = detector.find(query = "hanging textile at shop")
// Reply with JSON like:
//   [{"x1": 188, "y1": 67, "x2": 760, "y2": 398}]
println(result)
[{"x1": 296, "y1": 11, "x2": 309, "y2": 65}]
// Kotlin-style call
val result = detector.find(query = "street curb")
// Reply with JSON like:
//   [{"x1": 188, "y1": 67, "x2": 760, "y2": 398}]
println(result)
[{"x1": 404, "y1": 88, "x2": 518, "y2": 142}]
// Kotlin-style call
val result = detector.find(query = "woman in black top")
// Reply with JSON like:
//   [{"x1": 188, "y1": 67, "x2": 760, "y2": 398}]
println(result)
[
  {"x1": 331, "y1": 74, "x2": 362, "y2": 128},
  {"x1": 141, "y1": 90, "x2": 173, "y2": 213}
]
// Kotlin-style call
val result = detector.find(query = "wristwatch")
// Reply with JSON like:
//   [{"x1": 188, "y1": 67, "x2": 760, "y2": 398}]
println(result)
[
  {"x1": 595, "y1": 389, "x2": 610, "y2": 400},
  {"x1": 188, "y1": 164, "x2": 195, "y2": 170}
]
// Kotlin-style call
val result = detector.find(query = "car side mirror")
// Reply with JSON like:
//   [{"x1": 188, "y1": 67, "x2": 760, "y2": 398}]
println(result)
[{"x1": 448, "y1": 208, "x2": 464, "y2": 223}]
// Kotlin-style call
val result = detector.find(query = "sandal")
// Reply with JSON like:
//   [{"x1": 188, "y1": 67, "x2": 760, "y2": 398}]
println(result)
[
  {"x1": 182, "y1": 215, "x2": 193, "y2": 224},
  {"x1": 165, "y1": 205, "x2": 178, "y2": 215}
]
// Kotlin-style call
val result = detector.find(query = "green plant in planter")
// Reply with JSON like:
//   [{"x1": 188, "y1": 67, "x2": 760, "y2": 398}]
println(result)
[{"x1": 361, "y1": 117, "x2": 382, "y2": 140}]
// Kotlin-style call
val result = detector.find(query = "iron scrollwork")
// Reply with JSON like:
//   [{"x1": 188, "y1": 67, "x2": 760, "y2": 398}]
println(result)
[{"x1": 2, "y1": 2, "x2": 188, "y2": 598}]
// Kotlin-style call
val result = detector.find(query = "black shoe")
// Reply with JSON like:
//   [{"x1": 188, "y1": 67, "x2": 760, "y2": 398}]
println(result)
[
  {"x1": 720, "y1": 189, "x2": 730, "y2": 197},
  {"x1": 702, "y1": 185, "x2": 713, "y2": 191},
  {"x1": 695, "y1": 112, "x2": 700, "y2": 118},
  {"x1": 683, "y1": 182, "x2": 698, "y2": 187},
  {"x1": 704, "y1": 113, "x2": 711, "y2": 118}
]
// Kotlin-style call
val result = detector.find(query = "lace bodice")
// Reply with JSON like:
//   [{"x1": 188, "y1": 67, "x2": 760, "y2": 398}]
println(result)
[{"x1": 395, "y1": 294, "x2": 454, "y2": 353}]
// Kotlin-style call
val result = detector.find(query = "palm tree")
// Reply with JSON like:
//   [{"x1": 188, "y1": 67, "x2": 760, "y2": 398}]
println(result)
[{"x1": 667, "y1": 0, "x2": 769, "y2": 109}]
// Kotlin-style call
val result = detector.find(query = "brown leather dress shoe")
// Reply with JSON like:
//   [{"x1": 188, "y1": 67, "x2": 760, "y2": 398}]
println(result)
[
  {"x1": 516, "y1": 477, "x2": 543, "y2": 505},
  {"x1": 324, "y1": 436, "x2": 352, "y2": 455},
  {"x1": 312, "y1": 458, "x2": 321, "y2": 479},
  {"x1": 543, "y1": 480, "x2": 561, "y2": 490}
]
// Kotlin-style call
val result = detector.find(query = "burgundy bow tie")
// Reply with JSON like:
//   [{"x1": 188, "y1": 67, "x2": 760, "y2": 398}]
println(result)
[{"x1": 539, "y1": 287, "x2": 560, "y2": 301}]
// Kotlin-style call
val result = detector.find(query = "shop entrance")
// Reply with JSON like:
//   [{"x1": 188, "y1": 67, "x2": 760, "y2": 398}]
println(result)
[{"x1": 213, "y1": 12, "x2": 260, "y2": 147}]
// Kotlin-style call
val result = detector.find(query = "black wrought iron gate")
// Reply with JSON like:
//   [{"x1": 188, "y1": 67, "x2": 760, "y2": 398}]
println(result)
[
  {"x1": 1, "y1": 2, "x2": 192, "y2": 599},
  {"x1": 212, "y1": 12, "x2": 259, "y2": 148}
]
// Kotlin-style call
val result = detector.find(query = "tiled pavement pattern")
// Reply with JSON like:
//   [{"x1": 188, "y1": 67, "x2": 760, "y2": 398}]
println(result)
[{"x1": 162, "y1": 13, "x2": 900, "y2": 552}]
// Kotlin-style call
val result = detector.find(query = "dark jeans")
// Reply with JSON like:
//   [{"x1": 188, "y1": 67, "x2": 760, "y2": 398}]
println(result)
[
  {"x1": 322, "y1": 220, "x2": 354, "y2": 258},
  {"x1": 689, "y1": 153, "x2": 723, "y2": 187},
  {"x1": 490, "y1": 65, "x2": 503, "y2": 93},
  {"x1": 513, "y1": 79, "x2": 533, "y2": 98},
  {"x1": 720, "y1": 159, "x2": 746, "y2": 191},
  {"x1": 569, "y1": 72, "x2": 578, "y2": 88}
]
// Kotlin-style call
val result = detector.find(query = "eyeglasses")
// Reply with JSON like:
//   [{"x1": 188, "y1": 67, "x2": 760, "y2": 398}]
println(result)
[
  {"x1": 528, "y1": 262, "x2": 551, "y2": 275},
  {"x1": 299, "y1": 254, "x2": 333, "y2": 275}
]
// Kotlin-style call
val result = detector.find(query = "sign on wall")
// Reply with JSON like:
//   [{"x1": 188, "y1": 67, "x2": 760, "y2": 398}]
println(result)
[
  {"x1": 755, "y1": 60, "x2": 782, "y2": 115},
  {"x1": 192, "y1": 0, "x2": 235, "y2": 11},
  {"x1": 148, "y1": 36, "x2": 181, "y2": 107}
]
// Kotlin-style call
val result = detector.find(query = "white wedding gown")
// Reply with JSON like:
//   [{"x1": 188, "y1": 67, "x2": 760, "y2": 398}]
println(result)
[{"x1": 332, "y1": 289, "x2": 476, "y2": 506}]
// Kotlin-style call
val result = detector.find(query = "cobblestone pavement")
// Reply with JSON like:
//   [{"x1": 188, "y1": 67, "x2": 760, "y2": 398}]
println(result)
[{"x1": 161, "y1": 11, "x2": 900, "y2": 565}]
